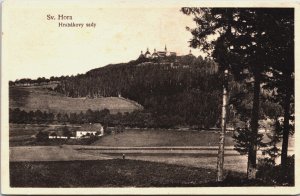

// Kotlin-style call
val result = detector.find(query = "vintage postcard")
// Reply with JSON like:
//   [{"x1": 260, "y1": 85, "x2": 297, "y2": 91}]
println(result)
[{"x1": 1, "y1": 0, "x2": 299, "y2": 195}]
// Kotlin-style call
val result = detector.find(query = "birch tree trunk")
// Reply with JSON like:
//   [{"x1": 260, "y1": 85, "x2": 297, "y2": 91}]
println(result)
[{"x1": 217, "y1": 69, "x2": 228, "y2": 181}]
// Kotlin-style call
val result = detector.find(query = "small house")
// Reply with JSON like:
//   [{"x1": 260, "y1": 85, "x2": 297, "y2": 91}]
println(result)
[{"x1": 76, "y1": 123, "x2": 104, "y2": 138}]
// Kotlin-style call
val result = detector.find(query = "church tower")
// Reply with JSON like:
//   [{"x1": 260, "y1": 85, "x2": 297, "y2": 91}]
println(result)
[
  {"x1": 139, "y1": 50, "x2": 145, "y2": 58},
  {"x1": 145, "y1": 47, "x2": 151, "y2": 58},
  {"x1": 152, "y1": 48, "x2": 158, "y2": 58},
  {"x1": 165, "y1": 44, "x2": 170, "y2": 56}
]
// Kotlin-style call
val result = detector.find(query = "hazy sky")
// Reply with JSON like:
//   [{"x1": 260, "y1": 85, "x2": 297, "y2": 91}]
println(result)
[{"x1": 3, "y1": 1, "x2": 203, "y2": 81}]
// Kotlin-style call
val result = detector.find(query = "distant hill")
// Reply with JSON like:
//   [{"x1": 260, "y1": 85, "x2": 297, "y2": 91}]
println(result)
[
  {"x1": 10, "y1": 56, "x2": 223, "y2": 128},
  {"x1": 9, "y1": 86, "x2": 143, "y2": 114},
  {"x1": 53, "y1": 56, "x2": 222, "y2": 128}
]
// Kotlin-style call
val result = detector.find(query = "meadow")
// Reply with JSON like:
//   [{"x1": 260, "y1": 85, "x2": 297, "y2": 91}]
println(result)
[
  {"x1": 11, "y1": 159, "x2": 282, "y2": 187},
  {"x1": 9, "y1": 123, "x2": 235, "y2": 147},
  {"x1": 9, "y1": 86, "x2": 142, "y2": 114},
  {"x1": 10, "y1": 159, "x2": 240, "y2": 187},
  {"x1": 93, "y1": 129, "x2": 235, "y2": 147}
]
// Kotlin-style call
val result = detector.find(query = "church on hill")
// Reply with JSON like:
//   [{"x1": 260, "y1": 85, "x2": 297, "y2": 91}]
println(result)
[{"x1": 139, "y1": 45, "x2": 186, "y2": 59}]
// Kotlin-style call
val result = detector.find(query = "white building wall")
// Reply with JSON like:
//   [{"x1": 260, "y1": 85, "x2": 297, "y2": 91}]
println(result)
[{"x1": 76, "y1": 131, "x2": 97, "y2": 138}]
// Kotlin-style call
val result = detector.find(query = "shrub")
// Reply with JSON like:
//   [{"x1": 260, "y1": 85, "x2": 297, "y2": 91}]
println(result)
[
  {"x1": 62, "y1": 126, "x2": 72, "y2": 139},
  {"x1": 36, "y1": 131, "x2": 49, "y2": 142},
  {"x1": 256, "y1": 155, "x2": 294, "y2": 186}
]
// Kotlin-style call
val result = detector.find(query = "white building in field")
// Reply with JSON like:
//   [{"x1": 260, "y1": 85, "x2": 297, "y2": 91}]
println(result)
[{"x1": 75, "y1": 123, "x2": 104, "y2": 138}]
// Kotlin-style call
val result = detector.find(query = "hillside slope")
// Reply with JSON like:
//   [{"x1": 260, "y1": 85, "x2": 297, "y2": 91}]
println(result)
[{"x1": 9, "y1": 86, "x2": 143, "y2": 114}]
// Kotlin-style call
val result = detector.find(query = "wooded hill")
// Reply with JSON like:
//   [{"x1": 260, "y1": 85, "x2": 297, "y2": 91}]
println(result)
[{"x1": 54, "y1": 55, "x2": 223, "y2": 128}]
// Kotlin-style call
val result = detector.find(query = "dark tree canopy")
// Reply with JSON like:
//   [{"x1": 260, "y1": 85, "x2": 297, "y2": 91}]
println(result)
[{"x1": 181, "y1": 7, "x2": 294, "y2": 179}]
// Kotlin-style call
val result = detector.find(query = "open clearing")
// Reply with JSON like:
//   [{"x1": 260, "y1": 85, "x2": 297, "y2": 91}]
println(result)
[{"x1": 9, "y1": 86, "x2": 142, "y2": 114}]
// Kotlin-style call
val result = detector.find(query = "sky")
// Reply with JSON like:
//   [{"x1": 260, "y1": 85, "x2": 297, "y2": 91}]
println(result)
[{"x1": 3, "y1": 0, "x2": 203, "y2": 81}]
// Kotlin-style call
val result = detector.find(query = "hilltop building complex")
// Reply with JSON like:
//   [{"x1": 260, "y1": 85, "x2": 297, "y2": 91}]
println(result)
[{"x1": 139, "y1": 45, "x2": 194, "y2": 59}]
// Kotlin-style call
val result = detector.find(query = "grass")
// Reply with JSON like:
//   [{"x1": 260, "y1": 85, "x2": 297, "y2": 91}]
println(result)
[
  {"x1": 10, "y1": 124, "x2": 235, "y2": 147},
  {"x1": 9, "y1": 124, "x2": 49, "y2": 137},
  {"x1": 10, "y1": 159, "x2": 283, "y2": 187},
  {"x1": 92, "y1": 129, "x2": 235, "y2": 146},
  {"x1": 9, "y1": 86, "x2": 142, "y2": 114},
  {"x1": 9, "y1": 124, "x2": 47, "y2": 146},
  {"x1": 10, "y1": 159, "x2": 219, "y2": 187},
  {"x1": 100, "y1": 153, "x2": 237, "y2": 157}
]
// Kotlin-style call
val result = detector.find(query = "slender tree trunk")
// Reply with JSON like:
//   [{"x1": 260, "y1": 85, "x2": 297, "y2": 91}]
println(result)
[
  {"x1": 281, "y1": 77, "x2": 292, "y2": 170},
  {"x1": 247, "y1": 71, "x2": 261, "y2": 180},
  {"x1": 217, "y1": 69, "x2": 228, "y2": 181}
]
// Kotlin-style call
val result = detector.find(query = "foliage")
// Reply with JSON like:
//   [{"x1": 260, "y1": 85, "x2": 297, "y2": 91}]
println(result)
[
  {"x1": 36, "y1": 131, "x2": 49, "y2": 142},
  {"x1": 62, "y1": 126, "x2": 72, "y2": 139},
  {"x1": 52, "y1": 57, "x2": 222, "y2": 128},
  {"x1": 181, "y1": 7, "x2": 294, "y2": 178},
  {"x1": 262, "y1": 120, "x2": 282, "y2": 161},
  {"x1": 256, "y1": 155, "x2": 294, "y2": 186},
  {"x1": 9, "y1": 76, "x2": 67, "y2": 86},
  {"x1": 232, "y1": 127, "x2": 265, "y2": 155}
]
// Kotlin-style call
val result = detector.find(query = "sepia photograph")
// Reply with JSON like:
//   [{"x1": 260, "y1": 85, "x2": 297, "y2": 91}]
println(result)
[{"x1": 1, "y1": 0, "x2": 299, "y2": 195}]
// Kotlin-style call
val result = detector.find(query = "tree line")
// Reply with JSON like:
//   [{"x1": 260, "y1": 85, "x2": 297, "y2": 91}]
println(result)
[
  {"x1": 10, "y1": 108, "x2": 198, "y2": 128},
  {"x1": 9, "y1": 76, "x2": 67, "y2": 86}
]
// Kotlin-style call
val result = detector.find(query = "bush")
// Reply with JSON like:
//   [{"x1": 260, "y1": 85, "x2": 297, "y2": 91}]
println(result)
[
  {"x1": 36, "y1": 131, "x2": 49, "y2": 142},
  {"x1": 256, "y1": 155, "x2": 294, "y2": 186},
  {"x1": 62, "y1": 126, "x2": 72, "y2": 139}
]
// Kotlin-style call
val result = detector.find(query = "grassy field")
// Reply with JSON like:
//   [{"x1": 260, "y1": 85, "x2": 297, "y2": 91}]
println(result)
[
  {"x1": 78, "y1": 149, "x2": 247, "y2": 173},
  {"x1": 10, "y1": 158, "x2": 291, "y2": 187},
  {"x1": 10, "y1": 146, "x2": 112, "y2": 162},
  {"x1": 9, "y1": 124, "x2": 295, "y2": 149},
  {"x1": 93, "y1": 129, "x2": 235, "y2": 146},
  {"x1": 10, "y1": 124, "x2": 234, "y2": 147},
  {"x1": 9, "y1": 86, "x2": 143, "y2": 114},
  {"x1": 92, "y1": 128, "x2": 295, "y2": 148},
  {"x1": 10, "y1": 159, "x2": 222, "y2": 187},
  {"x1": 9, "y1": 124, "x2": 48, "y2": 146}
]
